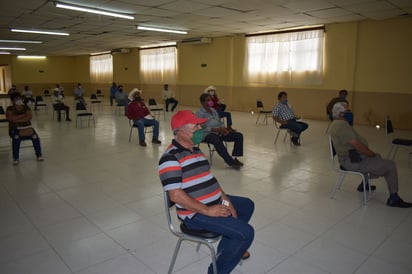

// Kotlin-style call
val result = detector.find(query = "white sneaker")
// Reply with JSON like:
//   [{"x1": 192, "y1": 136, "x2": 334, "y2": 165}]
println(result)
[
  {"x1": 37, "y1": 156, "x2": 44, "y2": 162},
  {"x1": 13, "y1": 160, "x2": 19, "y2": 165}
]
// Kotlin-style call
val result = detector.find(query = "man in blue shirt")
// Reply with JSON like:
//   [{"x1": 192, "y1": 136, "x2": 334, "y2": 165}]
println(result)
[{"x1": 110, "y1": 82, "x2": 119, "y2": 106}]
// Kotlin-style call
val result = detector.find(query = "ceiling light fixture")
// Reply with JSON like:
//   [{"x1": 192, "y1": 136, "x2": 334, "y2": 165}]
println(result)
[
  {"x1": 0, "y1": 47, "x2": 26, "y2": 51},
  {"x1": 17, "y1": 55, "x2": 47, "y2": 59},
  {"x1": 137, "y1": 26, "x2": 187, "y2": 35},
  {"x1": 55, "y1": 1, "x2": 135, "y2": 20},
  {"x1": 11, "y1": 28, "x2": 69, "y2": 36},
  {"x1": 90, "y1": 51, "x2": 111, "y2": 56},
  {"x1": 0, "y1": 39, "x2": 42, "y2": 44},
  {"x1": 0, "y1": 51, "x2": 11, "y2": 55}
]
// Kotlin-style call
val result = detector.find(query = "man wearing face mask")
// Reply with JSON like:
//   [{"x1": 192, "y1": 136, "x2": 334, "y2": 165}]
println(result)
[
  {"x1": 327, "y1": 89, "x2": 349, "y2": 119},
  {"x1": 196, "y1": 93, "x2": 244, "y2": 170},
  {"x1": 6, "y1": 93, "x2": 44, "y2": 165},
  {"x1": 126, "y1": 92, "x2": 161, "y2": 147},
  {"x1": 158, "y1": 110, "x2": 254, "y2": 274},
  {"x1": 272, "y1": 91, "x2": 308, "y2": 146},
  {"x1": 329, "y1": 102, "x2": 412, "y2": 208}
]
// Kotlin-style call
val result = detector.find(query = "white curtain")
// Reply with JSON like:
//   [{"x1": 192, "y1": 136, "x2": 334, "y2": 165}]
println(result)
[
  {"x1": 90, "y1": 54, "x2": 113, "y2": 83},
  {"x1": 140, "y1": 47, "x2": 177, "y2": 84},
  {"x1": 245, "y1": 29, "x2": 324, "y2": 85}
]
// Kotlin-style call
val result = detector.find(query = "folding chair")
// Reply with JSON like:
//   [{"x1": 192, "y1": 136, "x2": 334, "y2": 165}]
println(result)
[
  {"x1": 328, "y1": 136, "x2": 372, "y2": 205},
  {"x1": 89, "y1": 93, "x2": 102, "y2": 111},
  {"x1": 385, "y1": 117, "x2": 412, "y2": 167},
  {"x1": 128, "y1": 119, "x2": 154, "y2": 143},
  {"x1": 34, "y1": 96, "x2": 48, "y2": 112},
  {"x1": 273, "y1": 121, "x2": 291, "y2": 144},
  {"x1": 255, "y1": 99, "x2": 273, "y2": 124},
  {"x1": 148, "y1": 98, "x2": 165, "y2": 120},
  {"x1": 163, "y1": 190, "x2": 221, "y2": 274},
  {"x1": 96, "y1": 89, "x2": 104, "y2": 98},
  {"x1": 75, "y1": 102, "x2": 95, "y2": 128}
]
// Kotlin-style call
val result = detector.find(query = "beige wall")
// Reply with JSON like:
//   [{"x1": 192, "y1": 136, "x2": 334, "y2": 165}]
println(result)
[{"x1": 2, "y1": 17, "x2": 412, "y2": 129}]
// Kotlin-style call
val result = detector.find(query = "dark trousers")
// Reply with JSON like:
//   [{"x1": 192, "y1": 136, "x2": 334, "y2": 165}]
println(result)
[
  {"x1": 281, "y1": 119, "x2": 308, "y2": 138},
  {"x1": 9, "y1": 128, "x2": 42, "y2": 160},
  {"x1": 165, "y1": 98, "x2": 178, "y2": 111},
  {"x1": 204, "y1": 132, "x2": 243, "y2": 166}
]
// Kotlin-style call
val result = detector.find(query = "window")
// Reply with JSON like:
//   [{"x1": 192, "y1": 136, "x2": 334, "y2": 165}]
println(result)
[
  {"x1": 245, "y1": 28, "x2": 324, "y2": 85},
  {"x1": 139, "y1": 46, "x2": 177, "y2": 84},
  {"x1": 90, "y1": 54, "x2": 113, "y2": 83}
]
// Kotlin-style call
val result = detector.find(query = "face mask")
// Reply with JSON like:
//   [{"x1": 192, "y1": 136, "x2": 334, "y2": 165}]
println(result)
[
  {"x1": 207, "y1": 100, "x2": 214, "y2": 107},
  {"x1": 340, "y1": 94, "x2": 347, "y2": 100},
  {"x1": 191, "y1": 129, "x2": 204, "y2": 145},
  {"x1": 343, "y1": 111, "x2": 354, "y2": 126},
  {"x1": 15, "y1": 99, "x2": 23, "y2": 105},
  {"x1": 282, "y1": 99, "x2": 288, "y2": 105}
]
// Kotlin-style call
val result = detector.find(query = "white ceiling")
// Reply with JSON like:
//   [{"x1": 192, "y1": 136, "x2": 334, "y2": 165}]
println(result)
[{"x1": 0, "y1": 0, "x2": 411, "y2": 56}]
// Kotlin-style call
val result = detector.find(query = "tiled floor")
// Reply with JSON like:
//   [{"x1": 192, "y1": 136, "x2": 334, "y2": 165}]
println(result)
[{"x1": 0, "y1": 97, "x2": 411, "y2": 274}]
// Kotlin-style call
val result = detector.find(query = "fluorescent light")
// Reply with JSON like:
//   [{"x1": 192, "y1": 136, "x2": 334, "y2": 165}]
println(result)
[
  {"x1": 11, "y1": 28, "x2": 69, "y2": 36},
  {"x1": 17, "y1": 55, "x2": 46, "y2": 59},
  {"x1": 90, "y1": 51, "x2": 111, "y2": 56},
  {"x1": 55, "y1": 2, "x2": 134, "y2": 20},
  {"x1": 140, "y1": 42, "x2": 177, "y2": 49},
  {"x1": 0, "y1": 39, "x2": 42, "y2": 44},
  {"x1": 0, "y1": 51, "x2": 11, "y2": 55},
  {"x1": 137, "y1": 26, "x2": 187, "y2": 35},
  {"x1": 0, "y1": 47, "x2": 26, "y2": 50}
]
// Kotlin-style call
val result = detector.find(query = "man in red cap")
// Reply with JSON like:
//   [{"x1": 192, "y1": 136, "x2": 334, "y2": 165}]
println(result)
[{"x1": 158, "y1": 110, "x2": 254, "y2": 274}]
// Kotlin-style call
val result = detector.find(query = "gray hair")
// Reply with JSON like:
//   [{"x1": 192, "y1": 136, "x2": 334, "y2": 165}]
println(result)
[{"x1": 332, "y1": 102, "x2": 348, "y2": 120}]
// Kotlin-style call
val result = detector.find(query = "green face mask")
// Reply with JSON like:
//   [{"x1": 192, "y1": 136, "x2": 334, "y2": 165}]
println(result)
[{"x1": 191, "y1": 129, "x2": 204, "y2": 145}]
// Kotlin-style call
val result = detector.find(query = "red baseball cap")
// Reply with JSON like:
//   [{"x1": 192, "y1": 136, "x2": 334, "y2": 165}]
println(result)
[{"x1": 171, "y1": 110, "x2": 207, "y2": 130}]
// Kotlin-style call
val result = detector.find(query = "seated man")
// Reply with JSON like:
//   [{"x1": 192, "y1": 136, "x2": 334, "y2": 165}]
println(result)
[
  {"x1": 272, "y1": 91, "x2": 308, "y2": 146},
  {"x1": 126, "y1": 92, "x2": 161, "y2": 147},
  {"x1": 22, "y1": 85, "x2": 35, "y2": 106},
  {"x1": 74, "y1": 83, "x2": 87, "y2": 106},
  {"x1": 128, "y1": 87, "x2": 142, "y2": 102},
  {"x1": 6, "y1": 93, "x2": 44, "y2": 165},
  {"x1": 329, "y1": 102, "x2": 412, "y2": 208},
  {"x1": 204, "y1": 85, "x2": 234, "y2": 130},
  {"x1": 114, "y1": 85, "x2": 129, "y2": 115},
  {"x1": 158, "y1": 110, "x2": 254, "y2": 274},
  {"x1": 162, "y1": 84, "x2": 178, "y2": 112},
  {"x1": 52, "y1": 89, "x2": 71, "y2": 122},
  {"x1": 327, "y1": 89, "x2": 349, "y2": 119},
  {"x1": 196, "y1": 93, "x2": 244, "y2": 170}
]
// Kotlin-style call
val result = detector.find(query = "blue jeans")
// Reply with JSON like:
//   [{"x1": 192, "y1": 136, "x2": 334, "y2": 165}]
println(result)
[
  {"x1": 217, "y1": 110, "x2": 232, "y2": 126},
  {"x1": 281, "y1": 119, "x2": 308, "y2": 138},
  {"x1": 9, "y1": 128, "x2": 42, "y2": 160},
  {"x1": 133, "y1": 118, "x2": 159, "y2": 141},
  {"x1": 184, "y1": 195, "x2": 254, "y2": 274}
]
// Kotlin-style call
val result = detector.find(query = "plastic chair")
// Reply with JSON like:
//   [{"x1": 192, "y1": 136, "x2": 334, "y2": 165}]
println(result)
[
  {"x1": 385, "y1": 117, "x2": 412, "y2": 167},
  {"x1": 255, "y1": 99, "x2": 272, "y2": 124},
  {"x1": 43, "y1": 89, "x2": 51, "y2": 97},
  {"x1": 128, "y1": 119, "x2": 154, "y2": 143},
  {"x1": 163, "y1": 190, "x2": 221, "y2": 274},
  {"x1": 148, "y1": 98, "x2": 165, "y2": 120},
  {"x1": 328, "y1": 136, "x2": 371, "y2": 205},
  {"x1": 75, "y1": 102, "x2": 95, "y2": 128},
  {"x1": 96, "y1": 89, "x2": 104, "y2": 98}
]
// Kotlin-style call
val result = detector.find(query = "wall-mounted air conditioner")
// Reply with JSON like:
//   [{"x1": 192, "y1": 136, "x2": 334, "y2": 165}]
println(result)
[
  {"x1": 181, "y1": 37, "x2": 212, "y2": 45},
  {"x1": 111, "y1": 48, "x2": 131, "y2": 54}
]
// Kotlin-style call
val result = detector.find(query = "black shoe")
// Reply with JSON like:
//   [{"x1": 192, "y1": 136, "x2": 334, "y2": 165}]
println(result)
[
  {"x1": 291, "y1": 137, "x2": 300, "y2": 146},
  {"x1": 357, "y1": 182, "x2": 377, "y2": 192},
  {"x1": 387, "y1": 198, "x2": 412, "y2": 208},
  {"x1": 230, "y1": 163, "x2": 241, "y2": 170},
  {"x1": 152, "y1": 139, "x2": 161, "y2": 144},
  {"x1": 234, "y1": 158, "x2": 244, "y2": 166},
  {"x1": 139, "y1": 141, "x2": 147, "y2": 147}
]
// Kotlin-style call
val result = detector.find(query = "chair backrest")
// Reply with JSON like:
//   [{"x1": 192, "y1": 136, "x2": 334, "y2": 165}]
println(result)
[
  {"x1": 90, "y1": 94, "x2": 98, "y2": 100},
  {"x1": 256, "y1": 99, "x2": 264, "y2": 109},
  {"x1": 385, "y1": 117, "x2": 394, "y2": 136},
  {"x1": 328, "y1": 136, "x2": 338, "y2": 167},
  {"x1": 44, "y1": 90, "x2": 50, "y2": 95},
  {"x1": 0, "y1": 106, "x2": 5, "y2": 114},
  {"x1": 76, "y1": 102, "x2": 87, "y2": 111},
  {"x1": 96, "y1": 89, "x2": 102, "y2": 94},
  {"x1": 163, "y1": 190, "x2": 181, "y2": 237},
  {"x1": 35, "y1": 95, "x2": 44, "y2": 102},
  {"x1": 148, "y1": 98, "x2": 157, "y2": 106}
]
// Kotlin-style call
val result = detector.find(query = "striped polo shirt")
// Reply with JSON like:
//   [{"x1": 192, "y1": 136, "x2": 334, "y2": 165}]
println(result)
[{"x1": 158, "y1": 139, "x2": 222, "y2": 219}]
